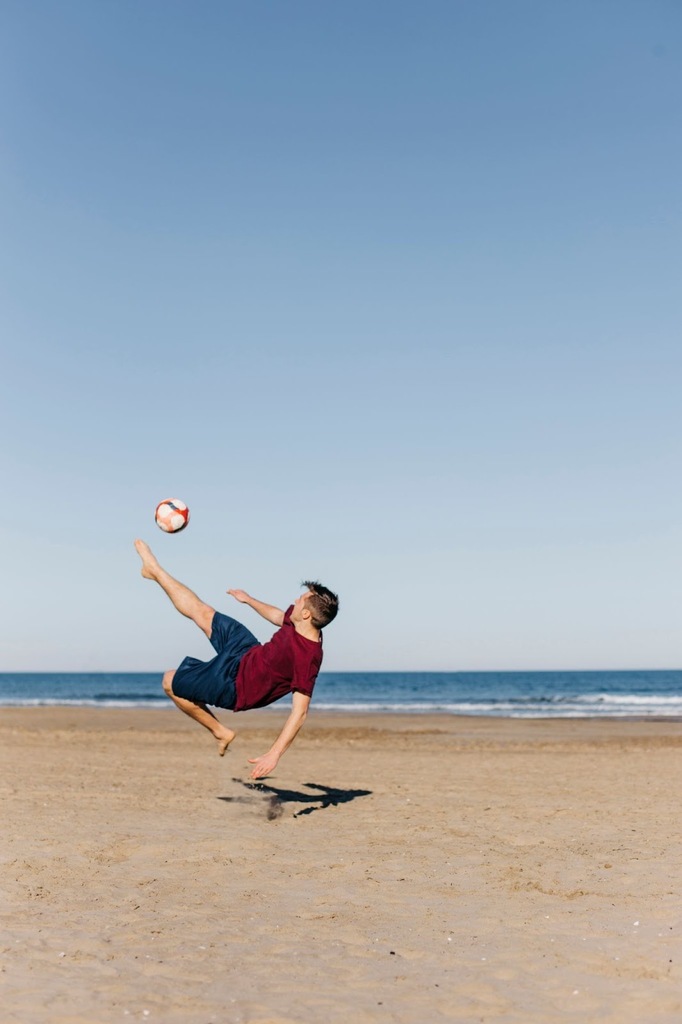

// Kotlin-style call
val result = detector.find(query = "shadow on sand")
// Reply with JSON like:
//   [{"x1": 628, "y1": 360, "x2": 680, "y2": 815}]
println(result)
[{"x1": 219, "y1": 779, "x2": 373, "y2": 819}]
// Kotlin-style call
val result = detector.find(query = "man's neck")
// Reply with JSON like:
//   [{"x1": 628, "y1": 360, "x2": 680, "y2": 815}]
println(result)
[{"x1": 294, "y1": 621, "x2": 321, "y2": 642}]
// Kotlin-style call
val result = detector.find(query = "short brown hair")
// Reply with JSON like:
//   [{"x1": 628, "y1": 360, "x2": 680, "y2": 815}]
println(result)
[{"x1": 301, "y1": 580, "x2": 339, "y2": 629}]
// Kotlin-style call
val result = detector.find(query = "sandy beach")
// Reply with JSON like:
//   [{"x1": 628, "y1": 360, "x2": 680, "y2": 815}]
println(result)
[{"x1": 2, "y1": 708, "x2": 681, "y2": 1023}]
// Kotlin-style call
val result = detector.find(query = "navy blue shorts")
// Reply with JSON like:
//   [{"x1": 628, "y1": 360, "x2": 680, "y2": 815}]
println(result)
[{"x1": 172, "y1": 613, "x2": 260, "y2": 710}]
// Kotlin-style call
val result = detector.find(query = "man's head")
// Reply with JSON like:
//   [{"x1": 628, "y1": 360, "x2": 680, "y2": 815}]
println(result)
[{"x1": 292, "y1": 580, "x2": 339, "y2": 630}]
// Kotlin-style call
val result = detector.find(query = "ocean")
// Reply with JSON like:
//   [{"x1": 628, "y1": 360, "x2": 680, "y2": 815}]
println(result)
[{"x1": 1, "y1": 670, "x2": 682, "y2": 717}]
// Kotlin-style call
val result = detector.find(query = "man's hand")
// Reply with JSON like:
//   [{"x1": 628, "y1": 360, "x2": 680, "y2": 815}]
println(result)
[
  {"x1": 247, "y1": 694, "x2": 310, "y2": 779},
  {"x1": 227, "y1": 589, "x2": 251, "y2": 604},
  {"x1": 248, "y1": 752, "x2": 280, "y2": 779}
]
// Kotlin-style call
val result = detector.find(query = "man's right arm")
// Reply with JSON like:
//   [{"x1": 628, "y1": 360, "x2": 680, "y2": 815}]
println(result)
[{"x1": 227, "y1": 590, "x2": 284, "y2": 626}]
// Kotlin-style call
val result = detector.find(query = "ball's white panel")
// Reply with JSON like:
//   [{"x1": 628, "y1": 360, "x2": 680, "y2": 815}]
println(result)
[{"x1": 155, "y1": 498, "x2": 189, "y2": 532}]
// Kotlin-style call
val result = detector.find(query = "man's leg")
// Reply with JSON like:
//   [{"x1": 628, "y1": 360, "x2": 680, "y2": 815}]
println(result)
[
  {"x1": 162, "y1": 671, "x2": 235, "y2": 756},
  {"x1": 135, "y1": 540, "x2": 236, "y2": 754},
  {"x1": 134, "y1": 539, "x2": 214, "y2": 638}
]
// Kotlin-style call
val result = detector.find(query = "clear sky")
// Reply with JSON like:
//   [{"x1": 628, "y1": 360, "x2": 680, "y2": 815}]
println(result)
[{"x1": 1, "y1": 1, "x2": 680, "y2": 672}]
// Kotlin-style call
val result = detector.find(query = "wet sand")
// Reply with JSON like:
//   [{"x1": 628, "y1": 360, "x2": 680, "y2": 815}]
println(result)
[{"x1": 2, "y1": 708, "x2": 681, "y2": 1023}]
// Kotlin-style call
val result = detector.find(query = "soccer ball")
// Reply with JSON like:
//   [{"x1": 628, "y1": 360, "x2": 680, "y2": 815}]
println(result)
[{"x1": 155, "y1": 498, "x2": 190, "y2": 533}]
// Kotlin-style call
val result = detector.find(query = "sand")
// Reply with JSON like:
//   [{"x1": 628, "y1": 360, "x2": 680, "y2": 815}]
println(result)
[{"x1": 1, "y1": 707, "x2": 681, "y2": 1024}]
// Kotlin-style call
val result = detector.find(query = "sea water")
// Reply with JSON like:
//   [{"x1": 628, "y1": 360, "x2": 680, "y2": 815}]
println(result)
[{"x1": 1, "y1": 671, "x2": 681, "y2": 717}]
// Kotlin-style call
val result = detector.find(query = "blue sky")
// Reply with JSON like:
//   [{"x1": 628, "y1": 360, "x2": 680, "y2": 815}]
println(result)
[{"x1": 1, "y1": 1, "x2": 680, "y2": 671}]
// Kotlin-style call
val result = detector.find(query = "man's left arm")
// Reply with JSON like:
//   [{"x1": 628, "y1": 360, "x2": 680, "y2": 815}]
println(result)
[{"x1": 247, "y1": 690, "x2": 311, "y2": 779}]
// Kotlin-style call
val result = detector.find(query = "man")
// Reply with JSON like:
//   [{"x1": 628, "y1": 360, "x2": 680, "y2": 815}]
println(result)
[{"x1": 134, "y1": 539, "x2": 338, "y2": 779}]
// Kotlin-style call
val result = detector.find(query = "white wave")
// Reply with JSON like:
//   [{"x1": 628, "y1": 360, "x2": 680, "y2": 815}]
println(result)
[
  {"x1": 0, "y1": 698, "x2": 171, "y2": 708},
  {"x1": 572, "y1": 693, "x2": 682, "y2": 705},
  {"x1": 313, "y1": 700, "x2": 682, "y2": 717},
  {"x1": 3, "y1": 694, "x2": 682, "y2": 717}
]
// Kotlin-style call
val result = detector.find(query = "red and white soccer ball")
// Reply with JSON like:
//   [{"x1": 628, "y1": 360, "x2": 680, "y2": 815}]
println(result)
[{"x1": 155, "y1": 498, "x2": 190, "y2": 534}]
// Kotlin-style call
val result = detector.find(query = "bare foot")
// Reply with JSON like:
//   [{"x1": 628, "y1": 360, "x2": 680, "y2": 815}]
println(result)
[
  {"x1": 134, "y1": 539, "x2": 160, "y2": 580},
  {"x1": 217, "y1": 727, "x2": 236, "y2": 756}
]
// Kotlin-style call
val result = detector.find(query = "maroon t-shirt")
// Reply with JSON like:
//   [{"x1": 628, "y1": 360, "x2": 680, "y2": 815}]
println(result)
[{"x1": 233, "y1": 605, "x2": 323, "y2": 712}]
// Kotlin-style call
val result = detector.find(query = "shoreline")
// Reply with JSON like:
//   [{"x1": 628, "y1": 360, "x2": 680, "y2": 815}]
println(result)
[{"x1": 3, "y1": 704, "x2": 682, "y2": 732}]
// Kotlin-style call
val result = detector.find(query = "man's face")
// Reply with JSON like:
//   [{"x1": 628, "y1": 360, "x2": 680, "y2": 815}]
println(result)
[{"x1": 291, "y1": 590, "x2": 313, "y2": 623}]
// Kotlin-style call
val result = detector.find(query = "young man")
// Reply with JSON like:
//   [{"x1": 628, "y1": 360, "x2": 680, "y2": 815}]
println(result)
[{"x1": 134, "y1": 539, "x2": 338, "y2": 779}]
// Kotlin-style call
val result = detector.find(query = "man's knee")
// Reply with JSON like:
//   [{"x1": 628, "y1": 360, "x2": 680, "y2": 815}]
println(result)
[
  {"x1": 197, "y1": 606, "x2": 215, "y2": 638},
  {"x1": 162, "y1": 670, "x2": 175, "y2": 696}
]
